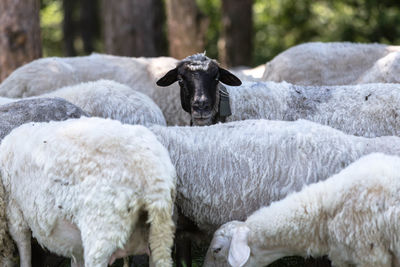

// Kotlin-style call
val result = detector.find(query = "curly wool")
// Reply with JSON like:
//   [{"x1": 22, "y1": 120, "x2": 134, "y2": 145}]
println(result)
[
  {"x1": 0, "y1": 80, "x2": 167, "y2": 126},
  {"x1": 42, "y1": 80, "x2": 166, "y2": 126},
  {"x1": 262, "y1": 42, "x2": 400, "y2": 85},
  {"x1": 0, "y1": 117, "x2": 176, "y2": 267},
  {"x1": 0, "y1": 98, "x2": 87, "y2": 266},
  {"x1": 150, "y1": 119, "x2": 400, "y2": 235},
  {"x1": 206, "y1": 153, "x2": 400, "y2": 267},
  {"x1": 226, "y1": 81, "x2": 400, "y2": 137},
  {"x1": 0, "y1": 54, "x2": 187, "y2": 126}
]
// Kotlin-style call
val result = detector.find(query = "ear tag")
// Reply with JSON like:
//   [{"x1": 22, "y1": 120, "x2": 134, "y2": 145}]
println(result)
[{"x1": 219, "y1": 84, "x2": 232, "y2": 117}]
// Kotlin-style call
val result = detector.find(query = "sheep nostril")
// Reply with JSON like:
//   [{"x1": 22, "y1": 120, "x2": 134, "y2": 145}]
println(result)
[{"x1": 193, "y1": 100, "x2": 210, "y2": 111}]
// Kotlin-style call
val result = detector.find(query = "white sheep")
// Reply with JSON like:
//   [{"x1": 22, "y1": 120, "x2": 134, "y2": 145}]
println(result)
[
  {"x1": 225, "y1": 81, "x2": 400, "y2": 137},
  {"x1": 0, "y1": 117, "x2": 176, "y2": 267},
  {"x1": 229, "y1": 65, "x2": 265, "y2": 82},
  {"x1": 0, "y1": 53, "x2": 188, "y2": 126},
  {"x1": 205, "y1": 153, "x2": 400, "y2": 267},
  {"x1": 0, "y1": 80, "x2": 167, "y2": 126},
  {"x1": 262, "y1": 42, "x2": 400, "y2": 85},
  {"x1": 42, "y1": 80, "x2": 167, "y2": 126},
  {"x1": 0, "y1": 97, "x2": 88, "y2": 266},
  {"x1": 149, "y1": 119, "x2": 400, "y2": 237},
  {"x1": 356, "y1": 51, "x2": 400, "y2": 84}
]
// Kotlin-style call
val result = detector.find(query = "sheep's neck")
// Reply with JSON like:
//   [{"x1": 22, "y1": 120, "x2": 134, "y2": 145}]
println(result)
[{"x1": 247, "y1": 198, "x2": 330, "y2": 264}]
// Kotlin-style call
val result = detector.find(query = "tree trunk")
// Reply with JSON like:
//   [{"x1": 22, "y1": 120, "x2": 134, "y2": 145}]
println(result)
[
  {"x1": 102, "y1": 0, "x2": 166, "y2": 57},
  {"x1": 63, "y1": 0, "x2": 77, "y2": 56},
  {"x1": 165, "y1": 0, "x2": 209, "y2": 59},
  {"x1": 0, "y1": 0, "x2": 42, "y2": 82},
  {"x1": 80, "y1": 0, "x2": 98, "y2": 54},
  {"x1": 219, "y1": 0, "x2": 253, "y2": 67}
]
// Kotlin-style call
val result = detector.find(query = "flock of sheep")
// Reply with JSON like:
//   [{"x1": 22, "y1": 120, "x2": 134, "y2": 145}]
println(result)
[{"x1": 0, "y1": 41, "x2": 399, "y2": 267}]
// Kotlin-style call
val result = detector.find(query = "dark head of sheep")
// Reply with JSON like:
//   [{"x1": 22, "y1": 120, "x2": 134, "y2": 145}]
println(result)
[{"x1": 156, "y1": 53, "x2": 242, "y2": 126}]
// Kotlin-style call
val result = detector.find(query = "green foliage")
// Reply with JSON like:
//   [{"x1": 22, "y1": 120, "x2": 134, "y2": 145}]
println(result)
[
  {"x1": 40, "y1": 0, "x2": 400, "y2": 66},
  {"x1": 40, "y1": 0, "x2": 63, "y2": 57},
  {"x1": 253, "y1": 0, "x2": 400, "y2": 65}
]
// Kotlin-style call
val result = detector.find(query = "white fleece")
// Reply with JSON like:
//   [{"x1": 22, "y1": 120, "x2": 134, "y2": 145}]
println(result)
[
  {"x1": 0, "y1": 117, "x2": 176, "y2": 267},
  {"x1": 205, "y1": 153, "x2": 400, "y2": 267},
  {"x1": 226, "y1": 81, "x2": 400, "y2": 137},
  {"x1": 0, "y1": 54, "x2": 188, "y2": 126},
  {"x1": 262, "y1": 42, "x2": 400, "y2": 85}
]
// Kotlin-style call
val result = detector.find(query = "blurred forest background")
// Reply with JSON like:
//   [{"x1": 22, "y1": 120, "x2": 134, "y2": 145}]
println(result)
[{"x1": 1, "y1": 0, "x2": 400, "y2": 82}]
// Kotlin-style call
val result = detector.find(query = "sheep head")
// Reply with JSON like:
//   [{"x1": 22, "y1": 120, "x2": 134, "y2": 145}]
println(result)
[
  {"x1": 156, "y1": 53, "x2": 241, "y2": 126},
  {"x1": 204, "y1": 221, "x2": 251, "y2": 267}
]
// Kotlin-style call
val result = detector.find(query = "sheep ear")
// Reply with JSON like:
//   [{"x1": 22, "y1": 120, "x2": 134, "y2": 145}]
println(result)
[
  {"x1": 219, "y1": 67, "x2": 242, "y2": 86},
  {"x1": 156, "y1": 68, "x2": 178, "y2": 86},
  {"x1": 228, "y1": 226, "x2": 250, "y2": 267}
]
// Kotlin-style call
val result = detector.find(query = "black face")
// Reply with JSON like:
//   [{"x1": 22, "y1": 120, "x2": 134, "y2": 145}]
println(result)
[{"x1": 157, "y1": 62, "x2": 242, "y2": 126}]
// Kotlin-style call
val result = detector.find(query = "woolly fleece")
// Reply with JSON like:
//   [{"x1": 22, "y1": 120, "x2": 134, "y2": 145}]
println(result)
[
  {"x1": 262, "y1": 42, "x2": 400, "y2": 85},
  {"x1": 205, "y1": 153, "x2": 400, "y2": 267},
  {"x1": 226, "y1": 81, "x2": 400, "y2": 137},
  {"x1": 0, "y1": 54, "x2": 188, "y2": 125},
  {"x1": 0, "y1": 117, "x2": 176, "y2": 267},
  {"x1": 150, "y1": 119, "x2": 400, "y2": 235}
]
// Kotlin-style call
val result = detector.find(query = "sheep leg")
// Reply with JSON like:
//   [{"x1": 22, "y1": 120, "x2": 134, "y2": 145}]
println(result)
[
  {"x1": 79, "y1": 211, "x2": 136, "y2": 267},
  {"x1": 7, "y1": 201, "x2": 31, "y2": 267}
]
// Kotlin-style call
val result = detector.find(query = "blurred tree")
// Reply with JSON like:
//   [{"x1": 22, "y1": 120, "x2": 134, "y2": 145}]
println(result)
[
  {"x1": 218, "y1": 0, "x2": 253, "y2": 67},
  {"x1": 62, "y1": 0, "x2": 99, "y2": 56},
  {"x1": 165, "y1": 0, "x2": 209, "y2": 59},
  {"x1": 102, "y1": 0, "x2": 166, "y2": 57},
  {"x1": 62, "y1": 0, "x2": 77, "y2": 56},
  {"x1": 0, "y1": 0, "x2": 42, "y2": 81},
  {"x1": 81, "y1": 0, "x2": 98, "y2": 54}
]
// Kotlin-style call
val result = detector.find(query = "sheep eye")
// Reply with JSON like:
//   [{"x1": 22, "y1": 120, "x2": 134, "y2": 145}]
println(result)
[
  {"x1": 213, "y1": 247, "x2": 222, "y2": 254},
  {"x1": 178, "y1": 76, "x2": 184, "y2": 83},
  {"x1": 215, "y1": 74, "x2": 220, "y2": 81}
]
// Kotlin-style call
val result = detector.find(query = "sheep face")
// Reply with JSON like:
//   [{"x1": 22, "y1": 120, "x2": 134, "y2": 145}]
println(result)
[
  {"x1": 156, "y1": 53, "x2": 241, "y2": 126},
  {"x1": 205, "y1": 221, "x2": 290, "y2": 267},
  {"x1": 204, "y1": 221, "x2": 251, "y2": 267}
]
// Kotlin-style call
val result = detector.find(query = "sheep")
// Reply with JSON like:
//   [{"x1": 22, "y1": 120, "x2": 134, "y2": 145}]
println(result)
[
  {"x1": 0, "y1": 117, "x2": 176, "y2": 267},
  {"x1": 158, "y1": 55, "x2": 400, "y2": 136},
  {"x1": 229, "y1": 65, "x2": 265, "y2": 82},
  {"x1": 224, "y1": 81, "x2": 400, "y2": 138},
  {"x1": 42, "y1": 80, "x2": 167, "y2": 126},
  {"x1": 149, "y1": 119, "x2": 400, "y2": 236},
  {"x1": 0, "y1": 97, "x2": 88, "y2": 266},
  {"x1": 0, "y1": 98, "x2": 87, "y2": 140},
  {"x1": 0, "y1": 80, "x2": 167, "y2": 126},
  {"x1": 356, "y1": 51, "x2": 400, "y2": 84},
  {"x1": 156, "y1": 53, "x2": 242, "y2": 126},
  {"x1": 204, "y1": 153, "x2": 400, "y2": 267},
  {"x1": 147, "y1": 119, "x2": 400, "y2": 265},
  {"x1": 261, "y1": 42, "x2": 400, "y2": 85},
  {"x1": 0, "y1": 53, "x2": 190, "y2": 126}
]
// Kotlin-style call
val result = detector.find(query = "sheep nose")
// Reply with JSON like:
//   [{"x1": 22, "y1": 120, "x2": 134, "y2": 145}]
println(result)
[{"x1": 192, "y1": 99, "x2": 210, "y2": 110}]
